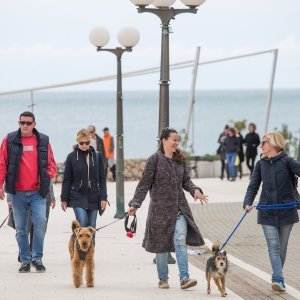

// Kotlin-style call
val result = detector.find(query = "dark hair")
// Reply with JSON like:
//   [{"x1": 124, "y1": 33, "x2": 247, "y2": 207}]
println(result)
[
  {"x1": 88, "y1": 125, "x2": 96, "y2": 131},
  {"x1": 224, "y1": 124, "x2": 230, "y2": 130},
  {"x1": 228, "y1": 127, "x2": 236, "y2": 136},
  {"x1": 249, "y1": 123, "x2": 256, "y2": 130},
  {"x1": 159, "y1": 127, "x2": 184, "y2": 164},
  {"x1": 103, "y1": 127, "x2": 109, "y2": 131},
  {"x1": 19, "y1": 111, "x2": 35, "y2": 122}
]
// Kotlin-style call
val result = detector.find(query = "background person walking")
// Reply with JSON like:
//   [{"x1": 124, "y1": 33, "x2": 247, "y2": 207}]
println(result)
[
  {"x1": 103, "y1": 127, "x2": 116, "y2": 181},
  {"x1": 224, "y1": 127, "x2": 240, "y2": 181},
  {"x1": 217, "y1": 125, "x2": 230, "y2": 180},
  {"x1": 0, "y1": 111, "x2": 56, "y2": 273},
  {"x1": 244, "y1": 123, "x2": 260, "y2": 175},
  {"x1": 87, "y1": 124, "x2": 107, "y2": 170},
  {"x1": 128, "y1": 127, "x2": 208, "y2": 290},
  {"x1": 243, "y1": 132, "x2": 300, "y2": 293}
]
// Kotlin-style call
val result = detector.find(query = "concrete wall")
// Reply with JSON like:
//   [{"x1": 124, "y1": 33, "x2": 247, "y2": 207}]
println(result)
[{"x1": 54, "y1": 159, "x2": 250, "y2": 183}]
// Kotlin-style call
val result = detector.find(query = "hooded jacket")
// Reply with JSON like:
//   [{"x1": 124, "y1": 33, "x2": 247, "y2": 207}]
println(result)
[
  {"x1": 244, "y1": 151, "x2": 300, "y2": 226},
  {"x1": 61, "y1": 146, "x2": 107, "y2": 210}
]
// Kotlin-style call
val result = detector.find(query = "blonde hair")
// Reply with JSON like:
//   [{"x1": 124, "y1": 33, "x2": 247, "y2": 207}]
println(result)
[
  {"x1": 76, "y1": 129, "x2": 91, "y2": 142},
  {"x1": 263, "y1": 132, "x2": 285, "y2": 152}
]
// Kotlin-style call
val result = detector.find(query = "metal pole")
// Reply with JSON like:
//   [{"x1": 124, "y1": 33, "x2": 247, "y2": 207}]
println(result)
[
  {"x1": 115, "y1": 53, "x2": 125, "y2": 218},
  {"x1": 183, "y1": 47, "x2": 201, "y2": 150},
  {"x1": 158, "y1": 23, "x2": 170, "y2": 136},
  {"x1": 95, "y1": 47, "x2": 131, "y2": 218},
  {"x1": 264, "y1": 49, "x2": 278, "y2": 133}
]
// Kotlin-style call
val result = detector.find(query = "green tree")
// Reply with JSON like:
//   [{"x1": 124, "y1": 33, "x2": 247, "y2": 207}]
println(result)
[{"x1": 274, "y1": 124, "x2": 299, "y2": 157}]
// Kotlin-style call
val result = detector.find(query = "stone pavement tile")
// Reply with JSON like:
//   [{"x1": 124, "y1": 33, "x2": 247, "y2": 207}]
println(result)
[{"x1": 190, "y1": 201, "x2": 300, "y2": 296}]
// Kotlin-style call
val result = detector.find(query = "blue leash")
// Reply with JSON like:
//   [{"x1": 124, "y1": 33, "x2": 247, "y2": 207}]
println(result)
[
  {"x1": 256, "y1": 202, "x2": 299, "y2": 210},
  {"x1": 219, "y1": 201, "x2": 300, "y2": 251},
  {"x1": 220, "y1": 210, "x2": 248, "y2": 251}
]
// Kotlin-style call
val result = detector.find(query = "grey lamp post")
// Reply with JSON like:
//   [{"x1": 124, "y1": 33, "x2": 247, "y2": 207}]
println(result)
[
  {"x1": 130, "y1": 0, "x2": 205, "y2": 136},
  {"x1": 89, "y1": 26, "x2": 140, "y2": 218}
]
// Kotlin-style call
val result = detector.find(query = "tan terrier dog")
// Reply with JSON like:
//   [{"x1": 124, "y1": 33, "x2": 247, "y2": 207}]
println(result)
[
  {"x1": 206, "y1": 243, "x2": 228, "y2": 297},
  {"x1": 69, "y1": 220, "x2": 96, "y2": 288}
]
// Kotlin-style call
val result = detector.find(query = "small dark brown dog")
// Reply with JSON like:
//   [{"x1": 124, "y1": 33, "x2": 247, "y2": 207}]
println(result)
[
  {"x1": 69, "y1": 220, "x2": 96, "y2": 288},
  {"x1": 206, "y1": 243, "x2": 228, "y2": 297}
]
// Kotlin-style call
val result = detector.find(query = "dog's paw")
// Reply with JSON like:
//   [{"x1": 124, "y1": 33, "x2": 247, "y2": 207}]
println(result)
[
  {"x1": 87, "y1": 283, "x2": 94, "y2": 288},
  {"x1": 207, "y1": 289, "x2": 211, "y2": 294}
]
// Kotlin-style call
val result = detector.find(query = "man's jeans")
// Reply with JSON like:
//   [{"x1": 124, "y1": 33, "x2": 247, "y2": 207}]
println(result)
[
  {"x1": 262, "y1": 224, "x2": 293, "y2": 282},
  {"x1": 10, "y1": 191, "x2": 46, "y2": 262},
  {"x1": 73, "y1": 207, "x2": 98, "y2": 228},
  {"x1": 226, "y1": 152, "x2": 236, "y2": 178},
  {"x1": 156, "y1": 213, "x2": 189, "y2": 282}
]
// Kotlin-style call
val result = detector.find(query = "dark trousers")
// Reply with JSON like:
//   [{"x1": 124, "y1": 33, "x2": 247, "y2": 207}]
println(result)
[
  {"x1": 220, "y1": 159, "x2": 229, "y2": 180},
  {"x1": 106, "y1": 164, "x2": 116, "y2": 181},
  {"x1": 246, "y1": 152, "x2": 257, "y2": 174}
]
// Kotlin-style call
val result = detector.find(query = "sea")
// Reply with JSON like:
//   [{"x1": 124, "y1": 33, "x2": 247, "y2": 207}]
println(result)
[{"x1": 0, "y1": 89, "x2": 299, "y2": 162}]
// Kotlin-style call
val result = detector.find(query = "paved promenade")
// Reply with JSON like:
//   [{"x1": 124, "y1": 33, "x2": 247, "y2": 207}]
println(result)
[{"x1": 0, "y1": 178, "x2": 299, "y2": 300}]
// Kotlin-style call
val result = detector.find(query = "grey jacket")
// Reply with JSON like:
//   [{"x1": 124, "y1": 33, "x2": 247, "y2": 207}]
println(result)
[
  {"x1": 243, "y1": 152, "x2": 300, "y2": 226},
  {"x1": 129, "y1": 151, "x2": 205, "y2": 253}
]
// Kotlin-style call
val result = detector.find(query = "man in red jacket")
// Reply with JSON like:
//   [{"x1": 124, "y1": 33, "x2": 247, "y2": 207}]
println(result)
[{"x1": 0, "y1": 111, "x2": 56, "y2": 273}]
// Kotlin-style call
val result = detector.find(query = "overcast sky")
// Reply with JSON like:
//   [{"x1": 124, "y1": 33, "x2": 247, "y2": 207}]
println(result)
[{"x1": 0, "y1": 0, "x2": 299, "y2": 91}]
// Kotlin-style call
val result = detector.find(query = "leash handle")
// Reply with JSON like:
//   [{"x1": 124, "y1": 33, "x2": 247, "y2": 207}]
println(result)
[
  {"x1": 124, "y1": 214, "x2": 137, "y2": 234},
  {"x1": 220, "y1": 210, "x2": 248, "y2": 251}
]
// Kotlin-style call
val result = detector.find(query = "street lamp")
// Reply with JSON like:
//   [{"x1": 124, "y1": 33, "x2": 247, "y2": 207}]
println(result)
[
  {"x1": 130, "y1": 0, "x2": 205, "y2": 135},
  {"x1": 89, "y1": 26, "x2": 140, "y2": 218}
]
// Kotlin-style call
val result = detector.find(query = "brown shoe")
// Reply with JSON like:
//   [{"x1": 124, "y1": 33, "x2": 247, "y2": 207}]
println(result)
[
  {"x1": 180, "y1": 277, "x2": 197, "y2": 289},
  {"x1": 158, "y1": 279, "x2": 169, "y2": 289}
]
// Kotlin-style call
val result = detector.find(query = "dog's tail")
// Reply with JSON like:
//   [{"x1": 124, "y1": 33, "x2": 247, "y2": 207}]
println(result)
[
  {"x1": 71, "y1": 220, "x2": 80, "y2": 234},
  {"x1": 212, "y1": 243, "x2": 220, "y2": 253}
]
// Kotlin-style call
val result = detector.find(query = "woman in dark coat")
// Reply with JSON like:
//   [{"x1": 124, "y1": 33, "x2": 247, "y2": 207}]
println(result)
[
  {"x1": 61, "y1": 129, "x2": 107, "y2": 228},
  {"x1": 243, "y1": 132, "x2": 300, "y2": 293},
  {"x1": 223, "y1": 127, "x2": 240, "y2": 181},
  {"x1": 128, "y1": 128, "x2": 208, "y2": 290}
]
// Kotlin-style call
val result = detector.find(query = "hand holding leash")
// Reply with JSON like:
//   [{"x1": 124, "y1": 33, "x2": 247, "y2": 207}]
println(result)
[
  {"x1": 244, "y1": 205, "x2": 253, "y2": 212},
  {"x1": 194, "y1": 189, "x2": 208, "y2": 205},
  {"x1": 128, "y1": 207, "x2": 137, "y2": 216},
  {"x1": 100, "y1": 200, "x2": 107, "y2": 210}
]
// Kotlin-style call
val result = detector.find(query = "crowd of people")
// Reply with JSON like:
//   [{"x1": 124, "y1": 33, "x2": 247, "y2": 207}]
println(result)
[
  {"x1": 0, "y1": 112, "x2": 299, "y2": 294},
  {"x1": 217, "y1": 123, "x2": 260, "y2": 181}
]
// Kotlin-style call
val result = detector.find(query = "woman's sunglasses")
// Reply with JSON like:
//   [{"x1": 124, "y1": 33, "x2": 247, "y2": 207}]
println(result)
[
  {"x1": 78, "y1": 141, "x2": 90, "y2": 146},
  {"x1": 261, "y1": 141, "x2": 269, "y2": 146}
]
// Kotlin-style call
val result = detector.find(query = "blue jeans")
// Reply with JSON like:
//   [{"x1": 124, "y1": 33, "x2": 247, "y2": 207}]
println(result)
[
  {"x1": 10, "y1": 191, "x2": 46, "y2": 262},
  {"x1": 226, "y1": 152, "x2": 236, "y2": 178},
  {"x1": 262, "y1": 224, "x2": 293, "y2": 282},
  {"x1": 156, "y1": 213, "x2": 189, "y2": 282},
  {"x1": 73, "y1": 207, "x2": 98, "y2": 228}
]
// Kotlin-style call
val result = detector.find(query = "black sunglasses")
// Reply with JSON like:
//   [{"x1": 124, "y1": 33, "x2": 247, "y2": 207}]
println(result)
[
  {"x1": 261, "y1": 141, "x2": 269, "y2": 146},
  {"x1": 78, "y1": 141, "x2": 90, "y2": 146},
  {"x1": 20, "y1": 121, "x2": 34, "y2": 126}
]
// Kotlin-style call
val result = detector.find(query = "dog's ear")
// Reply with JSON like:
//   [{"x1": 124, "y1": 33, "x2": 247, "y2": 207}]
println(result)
[
  {"x1": 88, "y1": 227, "x2": 96, "y2": 234},
  {"x1": 74, "y1": 228, "x2": 81, "y2": 235}
]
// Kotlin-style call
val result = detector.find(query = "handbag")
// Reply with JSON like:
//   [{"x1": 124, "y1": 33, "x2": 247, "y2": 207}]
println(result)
[{"x1": 234, "y1": 155, "x2": 240, "y2": 166}]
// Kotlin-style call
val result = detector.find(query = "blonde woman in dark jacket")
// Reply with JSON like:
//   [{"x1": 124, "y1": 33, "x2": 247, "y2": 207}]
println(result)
[
  {"x1": 128, "y1": 127, "x2": 208, "y2": 290},
  {"x1": 61, "y1": 129, "x2": 107, "y2": 229},
  {"x1": 244, "y1": 132, "x2": 300, "y2": 293}
]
